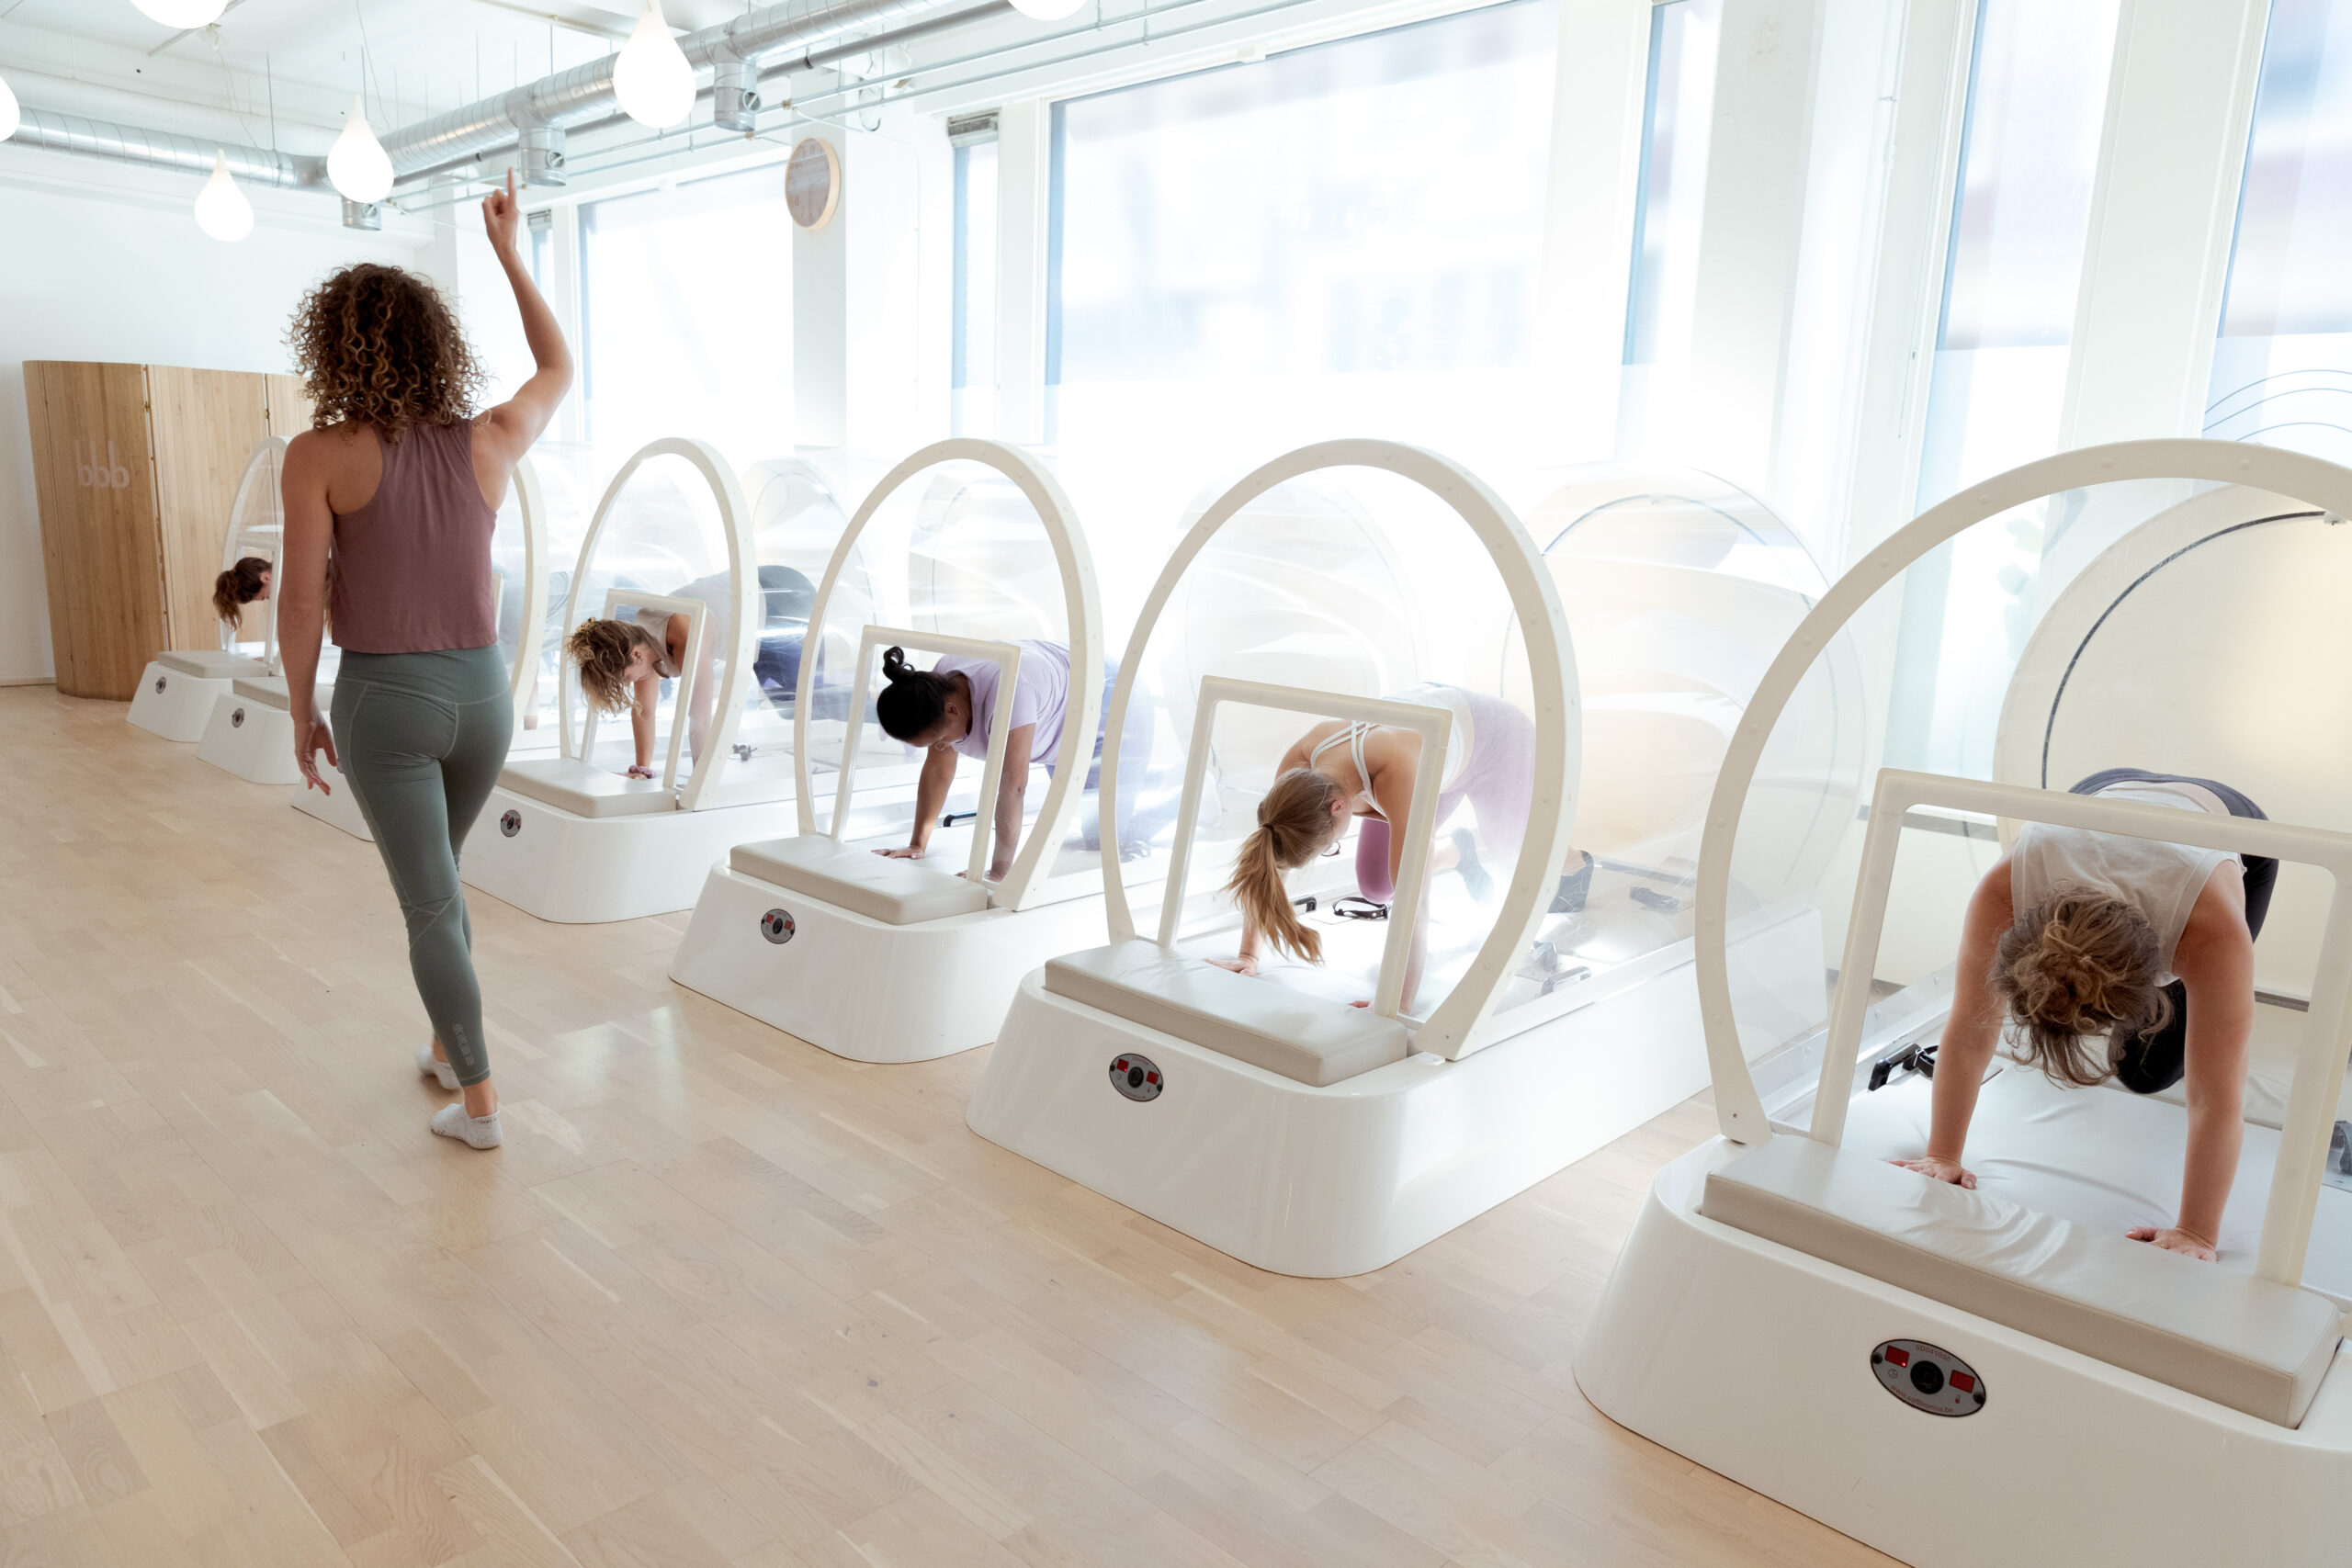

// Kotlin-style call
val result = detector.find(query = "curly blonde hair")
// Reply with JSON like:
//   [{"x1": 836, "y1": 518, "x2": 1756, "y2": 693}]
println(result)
[
  {"x1": 1992, "y1": 890, "x2": 2171, "y2": 1086},
  {"x1": 1223, "y1": 768, "x2": 1350, "y2": 963},
  {"x1": 566, "y1": 618, "x2": 661, "y2": 716},
  {"x1": 287, "y1": 263, "x2": 483, "y2": 442}
]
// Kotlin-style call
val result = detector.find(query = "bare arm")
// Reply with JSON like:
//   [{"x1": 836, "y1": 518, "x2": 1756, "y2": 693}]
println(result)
[
  {"x1": 278, "y1": 432, "x2": 339, "y2": 793},
  {"x1": 2135, "y1": 869, "x2": 2254, "y2": 1259},
  {"x1": 1897, "y1": 857, "x2": 2017, "y2": 1188},
  {"x1": 988, "y1": 724, "x2": 1035, "y2": 880},
  {"x1": 630, "y1": 673, "x2": 658, "y2": 772},
  {"x1": 471, "y1": 170, "x2": 572, "y2": 475},
  {"x1": 879, "y1": 747, "x2": 958, "y2": 858}
]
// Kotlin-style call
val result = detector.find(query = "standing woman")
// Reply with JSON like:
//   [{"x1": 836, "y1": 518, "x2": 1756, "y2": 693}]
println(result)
[{"x1": 277, "y1": 172, "x2": 571, "y2": 1150}]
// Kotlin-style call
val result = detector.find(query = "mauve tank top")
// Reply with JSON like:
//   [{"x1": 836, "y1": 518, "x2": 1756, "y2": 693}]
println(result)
[{"x1": 329, "y1": 419, "x2": 499, "y2": 653}]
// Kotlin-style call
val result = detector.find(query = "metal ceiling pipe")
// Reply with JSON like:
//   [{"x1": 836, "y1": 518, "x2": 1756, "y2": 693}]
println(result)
[
  {"x1": 379, "y1": 0, "x2": 989, "y2": 178},
  {"x1": 8, "y1": 107, "x2": 326, "y2": 188}
]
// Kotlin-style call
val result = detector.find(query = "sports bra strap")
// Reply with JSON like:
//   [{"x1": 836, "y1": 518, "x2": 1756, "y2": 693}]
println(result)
[{"x1": 1306, "y1": 721, "x2": 1386, "y2": 821}]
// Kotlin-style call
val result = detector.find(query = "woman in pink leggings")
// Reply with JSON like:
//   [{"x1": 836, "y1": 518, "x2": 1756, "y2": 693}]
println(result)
[{"x1": 1209, "y1": 684, "x2": 1588, "y2": 1008}]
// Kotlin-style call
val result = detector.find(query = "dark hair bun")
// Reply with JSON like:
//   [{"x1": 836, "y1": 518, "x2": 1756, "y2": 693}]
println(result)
[{"x1": 881, "y1": 646, "x2": 909, "y2": 681}]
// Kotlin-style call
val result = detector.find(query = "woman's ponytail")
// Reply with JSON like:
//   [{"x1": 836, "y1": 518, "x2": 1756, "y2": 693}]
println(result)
[{"x1": 1221, "y1": 766, "x2": 1350, "y2": 964}]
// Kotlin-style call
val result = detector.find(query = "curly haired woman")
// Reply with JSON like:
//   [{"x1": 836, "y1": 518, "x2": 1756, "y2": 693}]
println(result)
[
  {"x1": 277, "y1": 171, "x2": 572, "y2": 1151},
  {"x1": 1895, "y1": 768, "x2": 2278, "y2": 1261}
]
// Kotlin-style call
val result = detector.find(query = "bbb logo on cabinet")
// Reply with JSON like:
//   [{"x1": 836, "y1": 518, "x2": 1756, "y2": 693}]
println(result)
[{"x1": 75, "y1": 441, "x2": 132, "y2": 490}]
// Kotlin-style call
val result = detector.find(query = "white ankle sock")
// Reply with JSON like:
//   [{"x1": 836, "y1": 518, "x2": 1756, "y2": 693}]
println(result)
[
  {"x1": 417, "y1": 1043, "x2": 459, "y2": 1091},
  {"x1": 430, "y1": 1102, "x2": 502, "y2": 1149}
]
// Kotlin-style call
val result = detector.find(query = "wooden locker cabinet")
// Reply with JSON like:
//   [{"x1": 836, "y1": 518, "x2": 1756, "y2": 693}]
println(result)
[{"x1": 23, "y1": 361, "x2": 312, "y2": 700}]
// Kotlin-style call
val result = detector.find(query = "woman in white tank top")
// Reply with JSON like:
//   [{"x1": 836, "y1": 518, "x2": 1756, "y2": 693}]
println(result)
[{"x1": 1894, "y1": 768, "x2": 2278, "y2": 1263}]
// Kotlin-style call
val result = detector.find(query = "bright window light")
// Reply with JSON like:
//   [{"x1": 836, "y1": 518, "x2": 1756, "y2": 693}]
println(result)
[
  {"x1": 952, "y1": 137, "x2": 1001, "y2": 436},
  {"x1": 579, "y1": 164, "x2": 795, "y2": 460},
  {"x1": 1043, "y1": 0, "x2": 1559, "y2": 468},
  {"x1": 1619, "y1": 0, "x2": 1723, "y2": 459},
  {"x1": 1889, "y1": 0, "x2": 2123, "y2": 775},
  {"x1": 2206, "y1": 0, "x2": 2352, "y2": 462}
]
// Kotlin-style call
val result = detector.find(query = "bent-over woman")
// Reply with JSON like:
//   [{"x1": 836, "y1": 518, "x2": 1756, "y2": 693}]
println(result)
[
  {"x1": 215, "y1": 556, "x2": 271, "y2": 636},
  {"x1": 1896, "y1": 768, "x2": 2276, "y2": 1260},
  {"x1": 1211, "y1": 684, "x2": 1590, "y2": 1009}
]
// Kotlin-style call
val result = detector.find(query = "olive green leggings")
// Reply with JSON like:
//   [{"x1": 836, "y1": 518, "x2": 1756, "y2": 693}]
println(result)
[{"x1": 330, "y1": 646, "x2": 512, "y2": 1088}]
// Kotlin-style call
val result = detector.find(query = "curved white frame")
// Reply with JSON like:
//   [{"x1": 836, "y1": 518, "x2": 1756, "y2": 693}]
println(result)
[
  {"x1": 1693, "y1": 438, "x2": 2352, "y2": 1142},
  {"x1": 1095, "y1": 439, "x2": 1580, "y2": 1062},
  {"x1": 503, "y1": 453, "x2": 550, "y2": 722},
  {"x1": 555, "y1": 437, "x2": 756, "y2": 813},
  {"x1": 217, "y1": 436, "x2": 288, "y2": 671},
  {"x1": 793, "y1": 439, "x2": 1102, "y2": 913}
]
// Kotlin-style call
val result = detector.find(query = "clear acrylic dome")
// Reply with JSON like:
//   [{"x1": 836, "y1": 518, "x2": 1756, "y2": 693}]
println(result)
[
  {"x1": 808, "y1": 452, "x2": 1093, "y2": 877},
  {"x1": 567, "y1": 444, "x2": 743, "y2": 783},
  {"x1": 1711, "y1": 466, "x2": 2352, "y2": 1122},
  {"x1": 518, "y1": 441, "x2": 604, "y2": 742},
  {"x1": 698, "y1": 455, "x2": 885, "y2": 809},
  {"x1": 1493, "y1": 469, "x2": 1863, "y2": 1015},
  {"x1": 1114, "y1": 463, "x2": 1539, "y2": 1020}
]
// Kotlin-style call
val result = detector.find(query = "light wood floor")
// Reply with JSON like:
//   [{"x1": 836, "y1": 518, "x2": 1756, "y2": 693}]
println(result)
[{"x1": 0, "y1": 687, "x2": 1892, "y2": 1568}]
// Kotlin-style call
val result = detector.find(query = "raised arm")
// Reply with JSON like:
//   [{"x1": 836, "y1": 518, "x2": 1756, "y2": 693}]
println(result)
[
  {"x1": 1897, "y1": 856, "x2": 2017, "y2": 1189},
  {"x1": 2134, "y1": 868, "x2": 2255, "y2": 1260},
  {"x1": 472, "y1": 169, "x2": 572, "y2": 475},
  {"x1": 279, "y1": 431, "x2": 338, "y2": 794}
]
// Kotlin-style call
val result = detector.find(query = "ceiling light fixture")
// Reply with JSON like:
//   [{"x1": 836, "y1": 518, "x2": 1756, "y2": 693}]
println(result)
[
  {"x1": 0, "y1": 71, "x2": 18, "y2": 144},
  {"x1": 193, "y1": 151, "x2": 254, "y2": 241},
  {"x1": 131, "y1": 0, "x2": 230, "y2": 28},
  {"x1": 327, "y1": 91, "x2": 393, "y2": 202},
  {"x1": 1009, "y1": 0, "x2": 1089, "y2": 22},
  {"x1": 613, "y1": 1, "x2": 695, "y2": 130}
]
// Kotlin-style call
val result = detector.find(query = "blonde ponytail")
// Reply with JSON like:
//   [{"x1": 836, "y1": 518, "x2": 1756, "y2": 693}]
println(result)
[{"x1": 1223, "y1": 767, "x2": 1349, "y2": 963}]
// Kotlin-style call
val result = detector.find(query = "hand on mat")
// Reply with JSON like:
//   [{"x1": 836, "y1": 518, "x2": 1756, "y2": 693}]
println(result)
[
  {"x1": 2127, "y1": 1224, "x2": 2219, "y2": 1262},
  {"x1": 875, "y1": 844, "x2": 926, "y2": 860},
  {"x1": 1204, "y1": 956, "x2": 1258, "y2": 977},
  {"x1": 295, "y1": 716, "x2": 337, "y2": 794},
  {"x1": 1892, "y1": 1156, "x2": 1974, "y2": 1189}
]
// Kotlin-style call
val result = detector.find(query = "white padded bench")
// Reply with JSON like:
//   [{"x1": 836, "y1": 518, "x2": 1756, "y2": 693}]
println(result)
[
  {"x1": 729, "y1": 837, "x2": 989, "y2": 925},
  {"x1": 160, "y1": 650, "x2": 267, "y2": 679},
  {"x1": 1044, "y1": 940, "x2": 1410, "y2": 1089},
  {"x1": 1702, "y1": 1135, "x2": 2344, "y2": 1427},
  {"x1": 231, "y1": 677, "x2": 288, "y2": 709},
  {"x1": 501, "y1": 757, "x2": 675, "y2": 818}
]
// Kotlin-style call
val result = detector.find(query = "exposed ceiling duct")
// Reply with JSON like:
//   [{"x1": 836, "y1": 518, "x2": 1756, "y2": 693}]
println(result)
[
  {"x1": 381, "y1": 0, "x2": 997, "y2": 187},
  {"x1": 8, "y1": 106, "x2": 325, "y2": 189}
]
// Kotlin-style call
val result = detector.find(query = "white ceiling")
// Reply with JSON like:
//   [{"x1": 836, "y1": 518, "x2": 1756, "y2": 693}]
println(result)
[{"x1": 0, "y1": 0, "x2": 758, "y2": 131}]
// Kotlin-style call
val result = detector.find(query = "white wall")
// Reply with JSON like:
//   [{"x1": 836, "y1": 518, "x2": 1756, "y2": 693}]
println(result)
[{"x1": 0, "y1": 149, "x2": 431, "y2": 683}]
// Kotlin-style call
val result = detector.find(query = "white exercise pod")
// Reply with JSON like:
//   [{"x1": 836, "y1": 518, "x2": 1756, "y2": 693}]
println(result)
[
  {"x1": 964, "y1": 446, "x2": 1856, "y2": 1276},
  {"x1": 1577, "y1": 439, "x2": 2352, "y2": 1568},
  {"x1": 455, "y1": 436, "x2": 798, "y2": 921},
  {"x1": 669, "y1": 438, "x2": 1116, "y2": 1061},
  {"x1": 129, "y1": 436, "x2": 287, "y2": 742},
  {"x1": 288, "y1": 455, "x2": 552, "y2": 829}
]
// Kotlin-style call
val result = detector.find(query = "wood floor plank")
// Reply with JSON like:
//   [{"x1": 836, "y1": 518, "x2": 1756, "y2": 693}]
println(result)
[{"x1": 0, "y1": 688, "x2": 1895, "y2": 1568}]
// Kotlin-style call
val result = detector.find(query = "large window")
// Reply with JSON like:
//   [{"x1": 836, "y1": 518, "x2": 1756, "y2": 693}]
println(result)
[
  {"x1": 1618, "y1": 0, "x2": 1722, "y2": 457},
  {"x1": 1885, "y1": 0, "x2": 2123, "y2": 776},
  {"x1": 2206, "y1": 0, "x2": 2352, "y2": 460},
  {"x1": 952, "y1": 122, "x2": 1001, "y2": 436},
  {"x1": 1044, "y1": 0, "x2": 1559, "y2": 465},
  {"x1": 578, "y1": 163, "x2": 795, "y2": 462}
]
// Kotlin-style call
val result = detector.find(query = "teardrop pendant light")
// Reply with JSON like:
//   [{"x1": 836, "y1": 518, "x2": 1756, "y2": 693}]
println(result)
[
  {"x1": 193, "y1": 151, "x2": 254, "y2": 241},
  {"x1": 1010, "y1": 0, "x2": 1089, "y2": 21},
  {"x1": 131, "y1": 0, "x2": 229, "y2": 27},
  {"x1": 327, "y1": 91, "x2": 394, "y2": 203},
  {"x1": 613, "y1": 0, "x2": 695, "y2": 130},
  {"x1": 0, "y1": 70, "x2": 19, "y2": 144}
]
